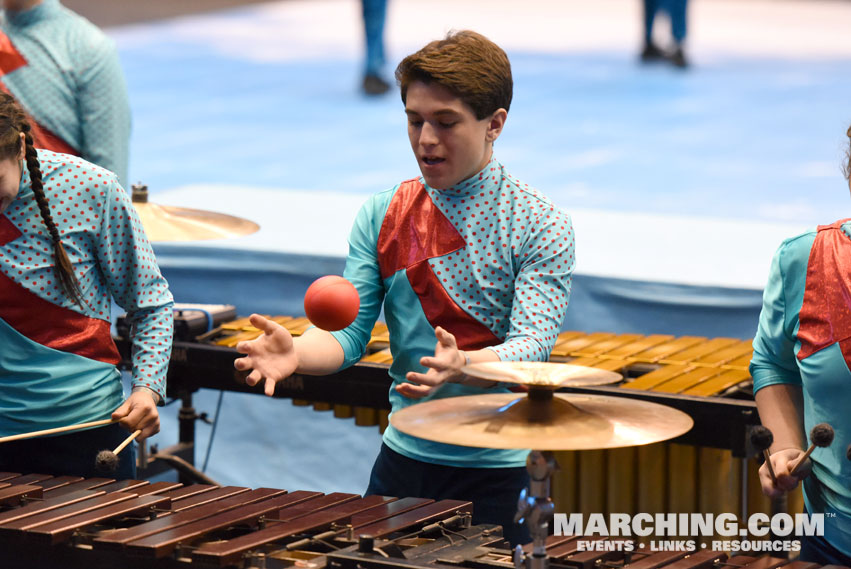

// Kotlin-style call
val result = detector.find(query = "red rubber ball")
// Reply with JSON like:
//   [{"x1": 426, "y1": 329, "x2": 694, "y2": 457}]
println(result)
[{"x1": 304, "y1": 275, "x2": 360, "y2": 331}]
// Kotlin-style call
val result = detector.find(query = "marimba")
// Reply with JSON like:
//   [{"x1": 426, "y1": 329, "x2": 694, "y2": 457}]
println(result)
[
  {"x1": 0, "y1": 472, "x2": 474, "y2": 569},
  {"x1": 0, "y1": 471, "x2": 816, "y2": 569},
  {"x1": 114, "y1": 316, "x2": 800, "y2": 534}
]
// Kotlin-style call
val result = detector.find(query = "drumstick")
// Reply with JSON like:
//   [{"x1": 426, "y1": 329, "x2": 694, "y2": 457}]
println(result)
[
  {"x1": 95, "y1": 430, "x2": 142, "y2": 473},
  {"x1": 749, "y1": 425, "x2": 777, "y2": 484},
  {"x1": 0, "y1": 418, "x2": 119, "y2": 444},
  {"x1": 790, "y1": 423, "x2": 834, "y2": 476}
]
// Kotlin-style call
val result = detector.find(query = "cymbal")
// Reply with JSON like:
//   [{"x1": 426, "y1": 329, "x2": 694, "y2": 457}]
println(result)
[
  {"x1": 390, "y1": 391, "x2": 693, "y2": 450},
  {"x1": 462, "y1": 361, "x2": 621, "y2": 388},
  {"x1": 130, "y1": 184, "x2": 259, "y2": 242}
]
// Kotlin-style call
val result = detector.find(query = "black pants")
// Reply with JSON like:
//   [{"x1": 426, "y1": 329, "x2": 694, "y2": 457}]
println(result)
[
  {"x1": 800, "y1": 532, "x2": 851, "y2": 565},
  {"x1": 0, "y1": 423, "x2": 136, "y2": 480},
  {"x1": 365, "y1": 443, "x2": 530, "y2": 546}
]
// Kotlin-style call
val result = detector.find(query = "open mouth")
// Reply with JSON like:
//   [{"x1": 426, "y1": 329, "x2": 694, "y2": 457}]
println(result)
[{"x1": 422, "y1": 157, "x2": 445, "y2": 166}]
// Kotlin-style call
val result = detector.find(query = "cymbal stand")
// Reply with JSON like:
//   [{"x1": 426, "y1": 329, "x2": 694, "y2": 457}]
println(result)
[{"x1": 514, "y1": 450, "x2": 558, "y2": 569}]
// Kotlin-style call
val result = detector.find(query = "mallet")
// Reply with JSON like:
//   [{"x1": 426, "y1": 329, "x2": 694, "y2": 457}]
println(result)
[
  {"x1": 0, "y1": 418, "x2": 118, "y2": 444},
  {"x1": 750, "y1": 425, "x2": 777, "y2": 484},
  {"x1": 95, "y1": 430, "x2": 142, "y2": 473},
  {"x1": 789, "y1": 423, "x2": 834, "y2": 476}
]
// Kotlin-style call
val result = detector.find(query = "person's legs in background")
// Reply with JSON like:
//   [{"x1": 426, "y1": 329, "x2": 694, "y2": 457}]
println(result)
[
  {"x1": 640, "y1": 0, "x2": 665, "y2": 62},
  {"x1": 361, "y1": 0, "x2": 390, "y2": 95},
  {"x1": 666, "y1": 0, "x2": 689, "y2": 67}
]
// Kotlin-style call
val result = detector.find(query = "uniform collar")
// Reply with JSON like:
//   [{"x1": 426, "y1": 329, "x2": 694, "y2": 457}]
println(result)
[
  {"x1": 427, "y1": 157, "x2": 500, "y2": 198},
  {"x1": 4, "y1": 0, "x2": 58, "y2": 27}
]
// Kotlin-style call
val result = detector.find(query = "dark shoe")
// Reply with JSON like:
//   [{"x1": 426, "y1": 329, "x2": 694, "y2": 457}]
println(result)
[
  {"x1": 362, "y1": 73, "x2": 390, "y2": 95},
  {"x1": 640, "y1": 42, "x2": 665, "y2": 62},
  {"x1": 669, "y1": 47, "x2": 689, "y2": 68}
]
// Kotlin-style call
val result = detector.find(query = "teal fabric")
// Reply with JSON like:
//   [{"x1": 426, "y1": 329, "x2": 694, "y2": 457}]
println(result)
[
  {"x1": 751, "y1": 221, "x2": 851, "y2": 557},
  {"x1": 0, "y1": 316, "x2": 122, "y2": 436},
  {"x1": 1, "y1": 0, "x2": 131, "y2": 185}
]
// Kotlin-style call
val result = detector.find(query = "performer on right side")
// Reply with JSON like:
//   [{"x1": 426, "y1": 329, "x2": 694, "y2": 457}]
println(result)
[{"x1": 751, "y1": 124, "x2": 851, "y2": 564}]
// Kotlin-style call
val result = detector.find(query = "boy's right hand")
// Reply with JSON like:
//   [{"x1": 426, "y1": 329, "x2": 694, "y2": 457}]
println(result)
[
  {"x1": 235, "y1": 314, "x2": 298, "y2": 396},
  {"x1": 759, "y1": 448, "x2": 810, "y2": 498}
]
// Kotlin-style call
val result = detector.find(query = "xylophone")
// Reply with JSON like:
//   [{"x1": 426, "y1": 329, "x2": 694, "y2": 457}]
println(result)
[
  {"x1": 0, "y1": 472, "x2": 476, "y2": 569},
  {"x1": 0, "y1": 472, "x2": 814, "y2": 569},
  {"x1": 114, "y1": 315, "x2": 800, "y2": 531}
]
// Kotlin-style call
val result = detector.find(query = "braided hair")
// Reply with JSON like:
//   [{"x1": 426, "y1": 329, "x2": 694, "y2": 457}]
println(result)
[{"x1": 0, "y1": 93, "x2": 83, "y2": 305}]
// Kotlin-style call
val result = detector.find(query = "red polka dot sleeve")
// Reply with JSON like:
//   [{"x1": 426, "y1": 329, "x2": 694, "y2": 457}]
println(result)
[{"x1": 94, "y1": 175, "x2": 174, "y2": 401}]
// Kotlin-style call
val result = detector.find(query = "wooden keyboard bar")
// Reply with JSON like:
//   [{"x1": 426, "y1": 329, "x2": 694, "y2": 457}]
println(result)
[
  {"x1": 651, "y1": 367, "x2": 724, "y2": 394},
  {"x1": 0, "y1": 484, "x2": 42, "y2": 506},
  {"x1": 45, "y1": 478, "x2": 116, "y2": 497},
  {"x1": 626, "y1": 550, "x2": 691, "y2": 569},
  {"x1": 35, "y1": 476, "x2": 84, "y2": 492},
  {"x1": 27, "y1": 494, "x2": 172, "y2": 545},
  {"x1": 658, "y1": 338, "x2": 741, "y2": 364},
  {"x1": 192, "y1": 494, "x2": 400, "y2": 566},
  {"x1": 168, "y1": 486, "x2": 251, "y2": 511},
  {"x1": 92, "y1": 487, "x2": 291, "y2": 550},
  {"x1": 691, "y1": 340, "x2": 753, "y2": 366},
  {"x1": 682, "y1": 369, "x2": 751, "y2": 397},
  {"x1": 597, "y1": 334, "x2": 674, "y2": 359},
  {"x1": 550, "y1": 332, "x2": 617, "y2": 356},
  {"x1": 3, "y1": 473, "x2": 54, "y2": 486},
  {"x1": 629, "y1": 336, "x2": 706, "y2": 363},
  {"x1": 125, "y1": 491, "x2": 326, "y2": 558},
  {"x1": 0, "y1": 489, "x2": 106, "y2": 525},
  {"x1": 571, "y1": 334, "x2": 644, "y2": 357},
  {"x1": 0, "y1": 492, "x2": 137, "y2": 532},
  {"x1": 622, "y1": 364, "x2": 692, "y2": 391},
  {"x1": 353, "y1": 499, "x2": 472, "y2": 537}
]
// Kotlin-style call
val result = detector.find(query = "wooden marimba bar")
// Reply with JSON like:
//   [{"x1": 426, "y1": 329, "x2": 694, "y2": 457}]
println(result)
[{"x1": 0, "y1": 471, "x2": 474, "y2": 569}]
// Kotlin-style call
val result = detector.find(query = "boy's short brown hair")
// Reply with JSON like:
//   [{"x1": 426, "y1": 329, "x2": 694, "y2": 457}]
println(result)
[{"x1": 395, "y1": 30, "x2": 512, "y2": 120}]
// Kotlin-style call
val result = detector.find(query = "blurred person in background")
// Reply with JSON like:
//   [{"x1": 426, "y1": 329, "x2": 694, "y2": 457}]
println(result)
[
  {"x1": 640, "y1": 0, "x2": 689, "y2": 68},
  {"x1": 0, "y1": 0, "x2": 131, "y2": 185},
  {"x1": 360, "y1": 0, "x2": 390, "y2": 95}
]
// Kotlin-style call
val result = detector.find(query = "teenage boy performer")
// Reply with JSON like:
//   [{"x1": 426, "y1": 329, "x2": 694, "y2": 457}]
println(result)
[{"x1": 235, "y1": 30, "x2": 575, "y2": 546}]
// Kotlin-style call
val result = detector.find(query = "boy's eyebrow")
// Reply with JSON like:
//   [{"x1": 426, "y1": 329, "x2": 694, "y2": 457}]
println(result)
[{"x1": 405, "y1": 108, "x2": 462, "y2": 117}]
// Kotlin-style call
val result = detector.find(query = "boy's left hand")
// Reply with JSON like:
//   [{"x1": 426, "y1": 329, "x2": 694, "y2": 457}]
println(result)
[{"x1": 397, "y1": 326, "x2": 495, "y2": 399}]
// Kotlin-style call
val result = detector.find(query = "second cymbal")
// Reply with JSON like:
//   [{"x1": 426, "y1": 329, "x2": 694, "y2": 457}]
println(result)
[{"x1": 462, "y1": 361, "x2": 621, "y2": 388}]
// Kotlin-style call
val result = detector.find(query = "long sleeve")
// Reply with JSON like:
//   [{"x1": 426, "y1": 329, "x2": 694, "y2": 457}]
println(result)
[
  {"x1": 331, "y1": 189, "x2": 394, "y2": 368},
  {"x1": 490, "y1": 213, "x2": 575, "y2": 362},
  {"x1": 96, "y1": 177, "x2": 172, "y2": 401},
  {"x1": 751, "y1": 241, "x2": 803, "y2": 392}
]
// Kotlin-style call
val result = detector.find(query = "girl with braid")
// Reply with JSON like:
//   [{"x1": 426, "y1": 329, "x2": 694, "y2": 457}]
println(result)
[{"x1": 0, "y1": 92, "x2": 173, "y2": 479}]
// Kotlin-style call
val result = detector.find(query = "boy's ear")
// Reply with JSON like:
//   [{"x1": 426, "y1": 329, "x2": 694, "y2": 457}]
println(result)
[{"x1": 486, "y1": 108, "x2": 508, "y2": 143}]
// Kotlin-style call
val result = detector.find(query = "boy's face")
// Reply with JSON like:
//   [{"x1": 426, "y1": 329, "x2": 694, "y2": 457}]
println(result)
[{"x1": 405, "y1": 80, "x2": 506, "y2": 190}]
